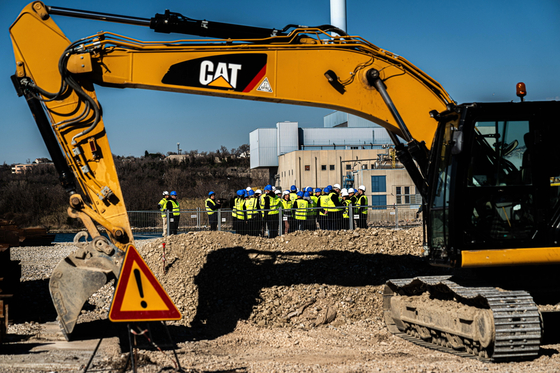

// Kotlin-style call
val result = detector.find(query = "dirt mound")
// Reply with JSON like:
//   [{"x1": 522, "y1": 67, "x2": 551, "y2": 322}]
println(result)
[{"x1": 138, "y1": 227, "x2": 448, "y2": 336}]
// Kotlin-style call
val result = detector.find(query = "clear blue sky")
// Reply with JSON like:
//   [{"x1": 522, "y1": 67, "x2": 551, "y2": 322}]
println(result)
[{"x1": 1, "y1": 0, "x2": 559, "y2": 165}]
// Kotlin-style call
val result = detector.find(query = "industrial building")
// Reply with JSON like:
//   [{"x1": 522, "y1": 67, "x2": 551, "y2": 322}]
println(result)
[{"x1": 249, "y1": 112, "x2": 421, "y2": 207}]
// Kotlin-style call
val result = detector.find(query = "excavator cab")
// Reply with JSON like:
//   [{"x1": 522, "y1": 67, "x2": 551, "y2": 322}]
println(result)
[{"x1": 426, "y1": 101, "x2": 560, "y2": 268}]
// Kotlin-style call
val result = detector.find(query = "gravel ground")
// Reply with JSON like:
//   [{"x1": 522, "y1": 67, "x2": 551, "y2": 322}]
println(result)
[{"x1": 4, "y1": 228, "x2": 560, "y2": 372}]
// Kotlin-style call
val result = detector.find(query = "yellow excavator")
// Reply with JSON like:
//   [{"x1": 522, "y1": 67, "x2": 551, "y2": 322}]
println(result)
[{"x1": 9, "y1": 1, "x2": 560, "y2": 361}]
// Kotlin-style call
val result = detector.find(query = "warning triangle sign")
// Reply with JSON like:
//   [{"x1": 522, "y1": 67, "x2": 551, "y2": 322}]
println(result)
[
  {"x1": 109, "y1": 245, "x2": 181, "y2": 322},
  {"x1": 256, "y1": 77, "x2": 273, "y2": 93}
]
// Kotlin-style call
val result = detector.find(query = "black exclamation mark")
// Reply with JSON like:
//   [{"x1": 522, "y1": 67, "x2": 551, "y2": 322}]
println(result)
[{"x1": 134, "y1": 269, "x2": 148, "y2": 309}]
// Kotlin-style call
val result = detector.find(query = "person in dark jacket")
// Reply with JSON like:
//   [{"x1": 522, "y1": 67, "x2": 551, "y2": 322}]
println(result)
[
  {"x1": 206, "y1": 191, "x2": 221, "y2": 231},
  {"x1": 166, "y1": 191, "x2": 180, "y2": 235},
  {"x1": 329, "y1": 184, "x2": 345, "y2": 230}
]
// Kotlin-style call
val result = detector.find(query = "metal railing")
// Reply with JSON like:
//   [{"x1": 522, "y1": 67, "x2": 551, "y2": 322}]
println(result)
[{"x1": 129, "y1": 204, "x2": 422, "y2": 238}]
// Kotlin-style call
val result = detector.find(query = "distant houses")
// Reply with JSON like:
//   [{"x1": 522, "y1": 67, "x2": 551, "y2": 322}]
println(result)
[{"x1": 11, "y1": 158, "x2": 53, "y2": 174}]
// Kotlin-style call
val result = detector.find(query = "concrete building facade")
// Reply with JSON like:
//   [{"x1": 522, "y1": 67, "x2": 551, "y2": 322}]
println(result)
[
  {"x1": 277, "y1": 148, "x2": 419, "y2": 207},
  {"x1": 250, "y1": 112, "x2": 420, "y2": 207}
]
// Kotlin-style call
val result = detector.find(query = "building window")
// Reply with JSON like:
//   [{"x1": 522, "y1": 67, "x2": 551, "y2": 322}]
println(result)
[
  {"x1": 371, "y1": 175, "x2": 387, "y2": 193},
  {"x1": 321, "y1": 165, "x2": 327, "y2": 171},
  {"x1": 371, "y1": 164, "x2": 375, "y2": 169},
  {"x1": 330, "y1": 165, "x2": 335, "y2": 171},
  {"x1": 305, "y1": 165, "x2": 310, "y2": 171},
  {"x1": 396, "y1": 186, "x2": 411, "y2": 204},
  {"x1": 362, "y1": 164, "x2": 368, "y2": 170},
  {"x1": 346, "y1": 164, "x2": 351, "y2": 170},
  {"x1": 371, "y1": 195, "x2": 387, "y2": 209}
]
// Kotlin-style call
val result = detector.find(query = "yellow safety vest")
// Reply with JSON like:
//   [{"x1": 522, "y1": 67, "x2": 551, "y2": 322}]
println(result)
[
  {"x1": 281, "y1": 199, "x2": 293, "y2": 216},
  {"x1": 245, "y1": 197, "x2": 257, "y2": 219},
  {"x1": 236, "y1": 198, "x2": 246, "y2": 220},
  {"x1": 357, "y1": 194, "x2": 369, "y2": 214},
  {"x1": 170, "y1": 199, "x2": 180, "y2": 216},
  {"x1": 309, "y1": 196, "x2": 318, "y2": 216},
  {"x1": 343, "y1": 199, "x2": 352, "y2": 218},
  {"x1": 261, "y1": 195, "x2": 281, "y2": 217},
  {"x1": 318, "y1": 195, "x2": 330, "y2": 216},
  {"x1": 159, "y1": 198, "x2": 168, "y2": 217},
  {"x1": 295, "y1": 199, "x2": 309, "y2": 220},
  {"x1": 232, "y1": 197, "x2": 238, "y2": 219},
  {"x1": 326, "y1": 192, "x2": 342, "y2": 212},
  {"x1": 268, "y1": 195, "x2": 281, "y2": 215},
  {"x1": 206, "y1": 198, "x2": 216, "y2": 215},
  {"x1": 259, "y1": 194, "x2": 268, "y2": 217}
]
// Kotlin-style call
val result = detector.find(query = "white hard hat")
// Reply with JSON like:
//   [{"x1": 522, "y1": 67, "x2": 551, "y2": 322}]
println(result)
[
  {"x1": 333, "y1": 184, "x2": 341, "y2": 189},
  {"x1": 275, "y1": 189, "x2": 281, "y2": 195},
  {"x1": 246, "y1": 187, "x2": 252, "y2": 191},
  {"x1": 341, "y1": 188, "x2": 348, "y2": 195},
  {"x1": 256, "y1": 189, "x2": 262, "y2": 194},
  {"x1": 359, "y1": 185, "x2": 366, "y2": 191},
  {"x1": 283, "y1": 190, "x2": 290, "y2": 195},
  {"x1": 341, "y1": 190, "x2": 349, "y2": 197},
  {"x1": 163, "y1": 191, "x2": 169, "y2": 196},
  {"x1": 348, "y1": 188, "x2": 355, "y2": 194}
]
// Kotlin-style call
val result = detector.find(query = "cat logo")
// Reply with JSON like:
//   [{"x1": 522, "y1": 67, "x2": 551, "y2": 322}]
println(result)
[
  {"x1": 162, "y1": 54, "x2": 268, "y2": 93},
  {"x1": 199, "y1": 61, "x2": 242, "y2": 89}
]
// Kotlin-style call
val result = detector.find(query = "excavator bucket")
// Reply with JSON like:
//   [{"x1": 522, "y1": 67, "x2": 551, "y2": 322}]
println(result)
[{"x1": 49, "y1": 237, "x2": 124, "y2": 339}]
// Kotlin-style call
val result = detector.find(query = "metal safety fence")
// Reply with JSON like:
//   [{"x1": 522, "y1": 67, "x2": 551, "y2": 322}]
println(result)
[{"x1": 128, "y1": 204, "x2": 422, "y2": 238}]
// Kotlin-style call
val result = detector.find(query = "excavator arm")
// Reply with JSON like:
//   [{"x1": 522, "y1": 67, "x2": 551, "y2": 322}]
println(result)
[{"x1": 9, "y1": 2, "x2": 453, "y2": 337}]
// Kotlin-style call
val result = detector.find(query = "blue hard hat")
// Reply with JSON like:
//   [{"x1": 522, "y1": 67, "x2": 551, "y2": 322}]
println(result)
[
  {"x1": 237, "y1": 190, "x2": 244, "y2": 196},
  {"x1": 296, "y1": 191, "x2": 303, "y2": 197},
  {"x1": 264, "y1": 185, "x2": 272, "y2": 191},
  {"x1": 304, "y1": 192, "x2": 310, "y2": 197},
  {"x1": 248, "y1": 190, "x2": 255, "y2": 196},
  {"x1": 290, "y1": 185, "x2": 297, "y2": 191},
  {"x1": 315, "y1": 188, "x2": 322, "y2": 193},
  {"x1": 170, "y1": 191, "x2": 177, "y2": 196},
  {"x1": 209, "y1": 191, "x2": 215, "y2": 196},
  {"x1": 305, "y1": 187, "x2": 312, "y2": 192}
]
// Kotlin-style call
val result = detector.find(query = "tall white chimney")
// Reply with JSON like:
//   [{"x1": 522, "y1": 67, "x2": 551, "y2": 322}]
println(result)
[{"x1": 330, "y1": 0, "x2": 347, "y2": 33}]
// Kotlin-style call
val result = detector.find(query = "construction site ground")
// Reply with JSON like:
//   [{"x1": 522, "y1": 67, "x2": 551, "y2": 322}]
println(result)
[{"x1": 2, "y1": 227, "x2": 560, "y2": 372}]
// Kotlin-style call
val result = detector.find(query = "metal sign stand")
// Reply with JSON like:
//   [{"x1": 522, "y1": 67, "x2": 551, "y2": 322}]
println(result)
[
  {"x1": 119, "y1": 322, "x2": 182, "y2": 372},
  {"x1": 162, "y1": 242, "x2": 167, "y2": 275},
  {"x1": 81, "y1": 338, "x2": 103, "y2": 373},
  {"x1": 127, "y1": 323, "x2": 137, "y2": 373}
]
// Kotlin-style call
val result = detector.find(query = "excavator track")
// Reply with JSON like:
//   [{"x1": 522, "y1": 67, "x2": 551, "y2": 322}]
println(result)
[{"x1": 383, "y1": 275, "x2": 541, "y2": 362}]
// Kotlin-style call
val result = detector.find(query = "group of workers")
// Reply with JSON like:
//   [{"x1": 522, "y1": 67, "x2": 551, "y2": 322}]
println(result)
[
  {"x1": 158, "y1": 190, "x2": 180, "y2": 235},
  {"x1": 232, "y1": 184, "x2": 368, "y2": 238},
  {"x1": 158, "y1": 184, "x2": 369, "y2": 237},
  {"x1": 158, "y1": 190, "x2": 221, "y2": 236}
]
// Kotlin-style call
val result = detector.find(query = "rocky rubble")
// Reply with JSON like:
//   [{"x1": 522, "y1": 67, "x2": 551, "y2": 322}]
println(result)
[
  {"x1": 7, "y1": 228, "x2": 560, "y2": 372},
  {"x1": 136, "y1": 227, "x2": 437, "y2": 333}
]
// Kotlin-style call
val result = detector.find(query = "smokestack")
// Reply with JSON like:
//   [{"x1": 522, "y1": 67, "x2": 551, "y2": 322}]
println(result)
[{"x1": 330, "y1": 0, "x2": 347, "y2": 33}]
